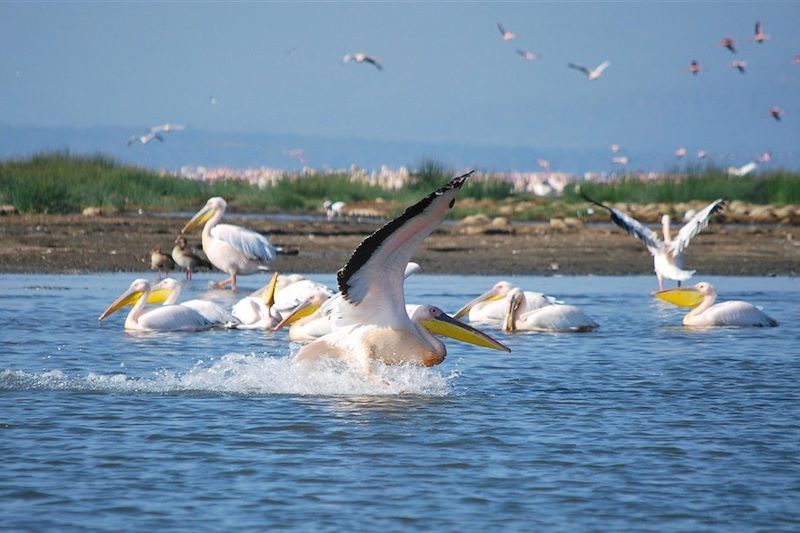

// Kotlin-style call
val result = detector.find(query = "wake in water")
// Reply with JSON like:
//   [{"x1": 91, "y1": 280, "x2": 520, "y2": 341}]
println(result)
[{"x1": 0, "y1": 353, "x2": 455, "y2": 397}]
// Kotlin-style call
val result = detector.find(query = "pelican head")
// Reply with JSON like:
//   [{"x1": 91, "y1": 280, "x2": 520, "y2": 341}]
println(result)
[
  {"x1": 454, "y1": 281, "x2": 514, "y2": 319},
  {"x1": 502, "y1": 288, "x2": 526, "y2": 332},
  {"x1": 98, "y1": 278, "x2": 151, "y2": 321},
  {"x1": 413, "y1": 305, "x2": 511, "y2": 352},
  {"x1": 182, "y1": 197, "x2": 227, "y2": 234},
  {"x1": 273, "y1": 290, "x2": 331, "y2": 331},
  {"x1": 148, "y1": 278, "x2": 182, "y2": 304}
]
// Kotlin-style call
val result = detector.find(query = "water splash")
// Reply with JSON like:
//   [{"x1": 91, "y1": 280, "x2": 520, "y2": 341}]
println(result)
[{"x1": 0, "y1": 354, "x2": 453, "y2": 397}]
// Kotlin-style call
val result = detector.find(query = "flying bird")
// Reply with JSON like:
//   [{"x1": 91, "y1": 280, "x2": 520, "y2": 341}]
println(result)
[
  {"x1": 675, "y1": 147, "x2": 687, "y2": 159},
  {"x1": 697, "y1": 150, "x2": 708, "y2": 159},
  {"x1": 127, "y1": 132, "x2": 163, "y2": 146},
  {"x1": 653, "y1": 282, "x2": 778, "y2": 327},
  {"x1": 758, "y1": 151, "x2": 772, "y2": 163},
  {"x1": 688, "y1": 60, "x2": 704, "y2": 76},
  {"x1": 731, "y1": 60, "x2": 747, "y2": 74},
  {"x1": 611, "y1": 156, "x2": 629, "y2": 166},
  {"x1": 720, "y1": 37, "x2": 736, "y2": 54},
  {"x1": 754, "y1": 21, "x2": 769, "y2": 43},
  {"x1": 610, "y1": 144, "x2": 621, "y2": 154},
  {"x1": 516, "y1": 49, "x2": 540, "y2": 61},
  {"x1": 537, "y1": 159, "x2": 551, "y2": 171},
  {"x1": 497, "y1": 22, "x2": 516, "y2": 41},
  {"x1": 209, "y1": 95, "x2": 218, "y2": 105},
  {"x1": 342, "y1": 53, "x2": 383, "y2": 70},
  {"x1": 150, "y1": 123, "x2": 185, "y2": 134},
  {"x1": 769, "y1": 106, "x2": 783, "y2": 121},
  {"x1": 568, "y1": 60, "x2": 610, "y2": 80}
]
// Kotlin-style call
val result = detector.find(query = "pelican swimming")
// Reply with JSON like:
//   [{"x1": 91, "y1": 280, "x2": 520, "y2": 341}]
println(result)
[
  {"x1": 454, "y1": 281, "x2": 558, "y2": 324},
  {"x1": 182, "y1": 197, "x2": 277, "y2": 291},
  {"x1": 171, "y1": 235, "x2": 212, "y2": 280},
  {"x1": 228, "y1": 272, "x2": 282, "y2": 330},
  {"x1": 149, "y1": 278, "x2": 237, "y2": 326},
  {"x1": 583, "y1": 195, "x2": 726, "y2": 290},
  {"x1": 653, "y1": 282, "x2": 778, "y2": 327},
  {"x1": 292, "y1": 171, "x2": 510, "y2": 375},
  {"x1": 503, "y1": 288, "x2": 599, "y2": 333},
  {"x1": 97, "y1": 279, "x2": 214, "y2": 332}
]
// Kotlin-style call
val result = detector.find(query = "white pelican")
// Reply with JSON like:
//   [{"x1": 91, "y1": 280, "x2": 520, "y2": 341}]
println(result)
[
  {"x1": 181, "y1": 197, "x2": 277, "y2": 291},
  {"x1": 583, "y1": 195, "x2": 726, "y2": 290},
  {"x1": 293, "y1": 172, "x2": 510, "y2": 373},
  {"x1": 720, "y1": 37, "x2": 736, "y2": 54},
  {"x1": 516, "y1": 49, "x2": 540, "y2": 61},
  {"x1": 754, "y1": 22, "x2": 769, "y2": 43},
  {"x1": 454, "y1": 281, "x2": 557, "y2": 324},
  {"x1": 653, "y1": 282, "x2": 778, "y2": 328},
  {"x1": 675, "y1": 147, "x2": 688, "y2": 159},
  {"x1": 323, "y1": 200, "x2": 346, "y2": 220},
  {"x1": 98, "y1": 279, "x2": 214, "y2": 332},
  {"x1": 149, "y1": 123, "x2": 185, "y2": 134},
  {"x1": 497, "y1": 22, "x2": 516, "y2": 41},
  {"x1": 731, "y1": 60, "x2": 747, "y2": 74},
  {"x1": 229, "y1": 272, "x2": 282, "y2": 330},
  {"x1": 727, "y1": 161, "x2": 757, "y2": 177},
  {"x1": 150, "y1": 247, "x2": 175, "y2": 278},
  {"x1": 150, "y1": 278, "x2": 237, "y2": 326},
  {"x1": 568, "y1": 60, "x2": 610, "y2": 81},
  {"x1": 769, "y1": 106, "x2": 783, "y2": 122},
  {"x1": 503, "y1": 288, "x2": 598, "y2": 333},
  {"x1": 274, "y1": 278, "x2": 335, "y2": 314},
  {"x1": 171, "y1": 235, "x2": 212, "y2": 280},
  {"x1": 342, "y1": 53, "x2": 383, "y2": 70},
  {"x1": 758, "y1": 151, "x2": 772, "y2": 163},
  {"x1": 611, "y1": 156, "x2": 629, "y2": 166},
  {"x1": 128, "y1": 132, "x2": 163, "y2": 146},
  {"x1": 689, "y1": 60, "x2": 704, "y2": 76}
]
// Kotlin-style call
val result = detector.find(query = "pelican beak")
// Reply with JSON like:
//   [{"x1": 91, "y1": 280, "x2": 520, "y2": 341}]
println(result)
[
  {"x1": 272, "y1": 297, "x2": 321, "y2": 331},
  {"x1": 503, "y1": 294, "x2": 522, "y2": 332},
  {"x1": 263, "y1": 272, "x2": 279, "y2": 308},
  {"x1": 652, "y1": 287, "x2": 704, "y2": 308},
  {"x1": 98, "y1": 287, "x2": 144, "y2": 321},
  {"x1": 145, "y1": 285, "x2": 173, "y2": 305},
  {"x1": 421, "y1": 312, "x2": 511, "y2": 353},
  {"x1": 182, "y1": 204, "x2": 215, "y2": 234},
  {"x1": 453, "y1": 287, "x2": 504, "y2": 320}
]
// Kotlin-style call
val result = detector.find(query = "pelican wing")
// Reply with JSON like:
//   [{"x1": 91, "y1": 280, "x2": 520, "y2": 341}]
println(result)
[
  {"x1": 755, "y1": 21, "x2": 761, "y2": 34},
  {"x1": 583, "y1": 194, "x2": 663, "y2": 254},
  {"x1": 594, "y1": 60, "x2": 611, "y2": 74},
  {"x1": 210, "y1": 223, "x2": 276, "y2": 262},
  {"x1": 335, "y1": 172, "x2": 472, "y2": 327},
  {"x1": 568, "y1": 63, "x2": 590, "y2": 76},
  {"x1": 670, "y1": 198, "x2": 726, "y2": 257},
  {"x1": 364, "y1": 56, "x2": 383, "y2": 70}
]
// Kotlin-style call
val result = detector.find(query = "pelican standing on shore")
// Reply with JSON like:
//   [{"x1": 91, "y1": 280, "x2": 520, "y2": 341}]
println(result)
[
  {"x1": 97, "y1": 279, "x2": 214, "y2": 332},
  {"x1": 654, "y1": 282, "x2": 778, "y2": 327},
  {"x1": 584, "y1": 195, "x2": 726, "y2": 290},
  {"x1": 181, "y1": 197, "x2": 276, "y2": 291},
  {"x1": 293, "y1": 171, "x2": 510, "y2": 374}
]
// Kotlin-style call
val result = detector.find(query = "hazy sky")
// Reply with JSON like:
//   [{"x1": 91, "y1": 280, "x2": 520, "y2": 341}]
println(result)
[{"x1": 2, "y1": 2, "x2": 799, "y2": 163}]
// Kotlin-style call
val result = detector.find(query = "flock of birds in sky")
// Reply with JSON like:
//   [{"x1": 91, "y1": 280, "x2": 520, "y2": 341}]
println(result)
[{"x1": 98, "y1": 172, "x2": 778, "y2": 380}]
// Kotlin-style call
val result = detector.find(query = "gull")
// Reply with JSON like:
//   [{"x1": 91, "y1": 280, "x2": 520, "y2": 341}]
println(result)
[
  {"x1": 342, "y1": 53, "x2": 383, "y2": 70},
  {"x1": 568, "y1": 60, "x2": 610, "y2": 81},
  {"x1": 497, "y1": 22, "x2": 516, "y2": 41}
]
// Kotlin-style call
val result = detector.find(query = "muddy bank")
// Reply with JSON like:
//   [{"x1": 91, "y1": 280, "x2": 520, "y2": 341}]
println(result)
[{"x1": 0, "y1": 213, "x2": 798, "y2": 276}]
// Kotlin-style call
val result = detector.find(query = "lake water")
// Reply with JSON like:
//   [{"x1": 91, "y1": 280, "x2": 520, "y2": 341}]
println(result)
[{"x1": 1, "y1": 273, "x2": 798, "y2": 531}]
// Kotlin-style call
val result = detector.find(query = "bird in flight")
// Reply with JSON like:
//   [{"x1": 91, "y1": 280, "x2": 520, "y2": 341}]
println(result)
[
  {"x1": 516, "y1": 49, "x2": 540, "y2": 61},
  {"x1": 149, "y1": 123, "x2": 185, "y2": 134},
  {"x1": 342, "y1": 52, "x2": 383, "y2": 70},
  {"x1": 720, "y1": 37, "x2": 736, "y2": 54},
  {"x1": 754, "y1": 21, "x2": 769, "y2": 43},
  {"x1": 497, "y1": 22, "x2": 516, "y2": 41},
  {"x1": 730, "y1": 60, "x2": 747, "y2": 74},
  {"x1": 675, "y1": 147, "x2": 687, "y2": 159},
  {"x1": 568, "y1": 60, "x2": 610, "y2": 81},
  {"x1": 127, "y1": 131, "x2": 163, "y2": 146},
  {"x1": 769, "y1": 106, "x2": 783, "y2": 122},
  {"x1": 688, "y1": 60, "x2": 705, "y2": 76}
]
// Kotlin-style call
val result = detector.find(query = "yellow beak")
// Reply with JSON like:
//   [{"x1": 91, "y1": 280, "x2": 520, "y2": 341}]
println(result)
[
  {"x1": 503, "y1": 295, "x2": 522, "y2": 332},
  {"x1": 272, "y1": 298, "x2": 321, "y2": 331},
  {"x1": 98, "y1": 288, "x2": 144, "y2": 321},
  {"x1": 182, "y1": 205, "x2": 215, "y2": 234},
  {"x1": 421, "y1": 312, "x2": 511, "y2": 352},
  {"x1": 453, "y1": 288, "x2": 504, "y2": 320},
  {"x1": 145, "y1": 287, "x2": 172, "y2": 305},
  {"x1": 652, "y1": 287, "x2": 704, "y2": 308},
  {"x1": 263, "y1": 272, "x2": 279, "y2": 308}
]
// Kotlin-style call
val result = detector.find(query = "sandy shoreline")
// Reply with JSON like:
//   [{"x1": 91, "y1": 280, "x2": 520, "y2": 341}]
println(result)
[{"x1": 0, "y1": 213, "x2": 798, "y2": 276}]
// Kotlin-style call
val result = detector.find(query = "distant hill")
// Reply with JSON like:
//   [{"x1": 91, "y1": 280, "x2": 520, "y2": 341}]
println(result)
[{"x1": 0, "y1": 123, "x2": 787, "y2": 173}]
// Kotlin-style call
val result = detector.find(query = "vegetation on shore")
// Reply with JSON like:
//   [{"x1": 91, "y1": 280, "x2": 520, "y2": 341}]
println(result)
[{"x1": 1, "y1": 152, "x2": 798, "y2": 219}]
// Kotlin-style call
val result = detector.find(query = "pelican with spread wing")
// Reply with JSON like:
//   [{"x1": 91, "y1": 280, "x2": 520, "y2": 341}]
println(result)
[
  {"x1": 182, "y1": 197, "x2": 276, "y2": 291},
  {"x1": 292, "y1": 172, "x2": 510, "y2": 374},
  {"x1": 584, "y1": 195, "x2": 726, "y2": 290}
]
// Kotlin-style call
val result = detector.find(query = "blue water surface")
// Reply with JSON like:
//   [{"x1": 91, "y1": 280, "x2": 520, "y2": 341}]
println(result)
[{"x1": 1, "y1": 273, "x2": 798, "y2": 531}]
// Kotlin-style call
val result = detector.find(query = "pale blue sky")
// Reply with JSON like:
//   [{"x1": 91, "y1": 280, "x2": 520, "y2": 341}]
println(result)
[{"x1": 2, "y1": 2, "x2": 799, "y2": 167}]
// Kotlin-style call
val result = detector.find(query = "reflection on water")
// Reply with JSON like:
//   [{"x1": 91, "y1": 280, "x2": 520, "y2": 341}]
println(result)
[{"x1": 1, "y1": 273, "x2": 798, "y2": 530}]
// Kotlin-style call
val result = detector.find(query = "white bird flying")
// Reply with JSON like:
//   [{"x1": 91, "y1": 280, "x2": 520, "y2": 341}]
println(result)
[
  {"x1": 502, "y1": 288, "x2": 599, "y2": 333},
  {"x1": 516, "y1": 49, "x2": 540, "y2": 61},
  {"x1": 583, "y1": 195, "x2": 726, "y2": 290},
  {"x1": 342, "y1": 53, "x2": 383, "y2": 70},
  {"x1": 127, "y1": 132, "x2": 163, "y2": 146},
  {"x1": 181, "y1": 197, "x2": 277, "y2": 291},
  {"x1": 653, "y1": 282, "x2": 778, "y2": 327},
  {"x1": 497, "y1": 22, "x2": 516, "y2": 41},
  {"x1": 149, "y1": 123, "x2": 185, "y2": 134},
  {"x1": 292, "y1": 172, "x2": 510, "y2": 375},
  {"x1": 731, "y1": 60, "x2": 747, "y2": 74},
  {"x1": 97, "y1": 278, "x2": 214, "y2": 332},
  {"x1": 568, "y1": 60, "x2": 610, "y2": 81},
  {"x1": 754, "y1": 22, "x2": 769, "y2": 44}
]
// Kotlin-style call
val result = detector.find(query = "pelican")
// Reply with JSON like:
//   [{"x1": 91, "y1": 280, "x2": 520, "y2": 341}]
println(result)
[
  {"x1": 503, "y1": 288, "x2": 598, "y2": 333},
  {"x1": 497, "y1": 22, "x2": 516, "y2": 41},
  {"x1": 653, "y1": 282, "x2": 778, "y2": 327},
  {"x1": 292, "y1": 172, "x2": 510, "y2": 374},
  {"x1": 128, "y1": 132, "x2": 163, "y2": 146},
  {"x1": 568, "y1": 60, "x2": 610, "y2": 81},
  {"x1": 150, "y1": 247, "x2": 175, "y2": 278},
  {"x1": 273, "y1": 278, "x2": 335, "y2": 314},
  {"x1": 149, "y1": 278, "x2": 237, "y2": 326},
  {"x1": 149, "y1": 123, "x2": 185, "y2": 134},
  {"x1": 454, "y1": 281, "x2": 557, "y2": 324},
  {"x1": 181, "y1": 197, "x2": 277, "y2": 291},
  {"x1": 769, "y1": 106, "x2": 783, "y2": 122},
  {"x1": 171, "y1": 235, "x2": 212, "y2": 280},
  {"x1": 97, "y1": 279, "x2": 214, "y2": 332},
  {"x1": 583, "y1": 195, "x2": 726, "y2": 290},
  {"x1": 720, "y1": 37, "x2": 736, "y2": 54},
  {"x1": 342, "y1": 53, "x2": 383, "y2": 70},
  {"x1": 688, "y1": 60, "x2": 704, "y2": 76},
  {"x1": 731, "y1": 60, "x2": 747, "y2": 74},
  {"x1": 675, "y1": 147, "x2": 688, "y2": 159},
  {"x1": 611, "y1": 156, "x2": 629, "y2": 166},
  {"x1": 754, "y1": 22, "x2": 769, "y2": 44},
  {"x1": 229, "y1": 272, "x2": 282, "y2": 330},
  {"x1": 516, "y1": 49, "x2": 540, "y2": 61},
  {"x1": 323, "y1": 200, "x2": 346, "y2": 220}
]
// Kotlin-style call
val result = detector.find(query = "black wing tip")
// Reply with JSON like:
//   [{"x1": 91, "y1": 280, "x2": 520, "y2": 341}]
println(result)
[{"x1": 580, "y1": 192, "x2": 610, "y2": 211}]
